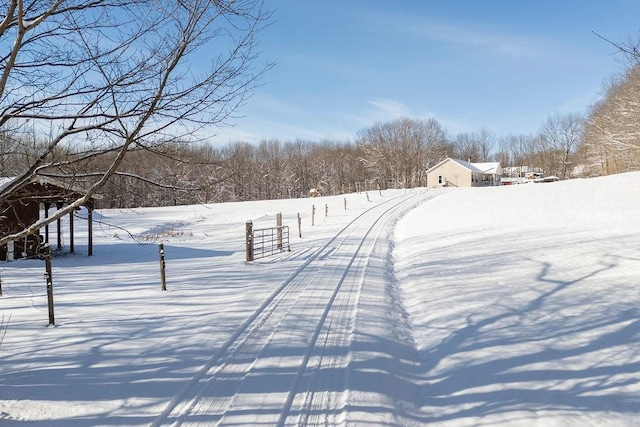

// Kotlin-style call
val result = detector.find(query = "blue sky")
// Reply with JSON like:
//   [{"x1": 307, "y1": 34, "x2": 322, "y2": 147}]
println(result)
[{"x1": 209, "y1": 0, "x2": 640, "y2": 145}]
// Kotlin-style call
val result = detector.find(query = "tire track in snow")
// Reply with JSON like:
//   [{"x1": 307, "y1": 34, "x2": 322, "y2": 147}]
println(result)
[
  {"x1": 151, "y1": 190, "x2": 433, "y2": 427},
  {"x1": 279, "y1": 192, "x2": 424, "y2": 427}
]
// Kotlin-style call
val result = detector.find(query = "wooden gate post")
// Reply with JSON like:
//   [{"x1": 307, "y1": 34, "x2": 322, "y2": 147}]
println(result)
[
  {"x1": 159, "y1": 243, "x2": 167, "y2": 291},
  {"x1": 276, "y1": 213, "x2": 283, "y2": 250},
  {"x1": 246, "y1": 221, "x2": 254, "y2": 261},
  {"x1": 43, "y1": 244, "x2": 54, "y2": 326}
]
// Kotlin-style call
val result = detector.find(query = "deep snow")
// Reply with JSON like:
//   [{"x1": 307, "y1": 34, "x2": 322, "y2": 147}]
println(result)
[{"x1": 1, "y1": 173, "x2": 639, "y2": 426}]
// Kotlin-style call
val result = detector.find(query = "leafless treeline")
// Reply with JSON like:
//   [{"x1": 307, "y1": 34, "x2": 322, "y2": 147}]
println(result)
[
  {"x1": 1, "y1": 112, "x2": 595, "y2": 208},
  {"x1": 5, "y1": 66, "x2": 640, "y2": 209}
]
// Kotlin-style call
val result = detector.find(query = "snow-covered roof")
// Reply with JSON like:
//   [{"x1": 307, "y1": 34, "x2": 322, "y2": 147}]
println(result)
[
  {"x1": 427, "y1": 158, "x2": 501, "y2": 175},
  {"x1": 0, "y1": 175, "x2": 102, "y2": 199},
  {"x1": 472, "y1": 162, "x2": 501, "y2": 174},
  {"x1": 0, "y1": 176, "x2": 15, "y2": 192}
]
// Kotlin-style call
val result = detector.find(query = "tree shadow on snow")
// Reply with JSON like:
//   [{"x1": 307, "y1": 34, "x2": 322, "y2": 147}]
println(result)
[{"x1": 404, "y1": 232, "x2": 640, "y2": 423}]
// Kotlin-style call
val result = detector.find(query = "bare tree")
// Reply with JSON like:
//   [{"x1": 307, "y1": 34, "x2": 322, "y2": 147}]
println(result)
[
  {"x1": 452, "y1": 128, "x2": 495, "y2": 162},
  {"x1": 476, "y1": 127, "x2": 496, "y2": 162},
  {"x1": 0, "y1": 0, "x2": 272, "y2": 246},
  {"x1": 357, "y1": 117, "x2": 449, "y2": 188},
  {"x1": 539, "y1": 112, "x2": 584, "y2": 179},
  {"x1": 594, "y1": 31, "x2": 640, "y2": 65},
  {"x1": 453, "y1": 132, "x2": 481, "y2": 162}
]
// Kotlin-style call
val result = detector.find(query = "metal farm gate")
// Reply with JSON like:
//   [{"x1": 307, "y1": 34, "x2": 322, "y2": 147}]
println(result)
[{"x1": 245, "y1": 221, "x2": 290, "y2": 261}]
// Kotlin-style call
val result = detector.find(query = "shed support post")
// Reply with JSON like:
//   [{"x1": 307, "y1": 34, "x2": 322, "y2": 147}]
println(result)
[
  {"x1": 56, "y1": 201, "x2": 63, "y2": 250},
  {"x1": 69, "y1": 211, "x2": 74, "y2": 253},
  {"x1": 88, "y1": 208, "x2": 93, "y2": 256},
  {"x1": 44, "y1": 202, "x2": 50, "y2": 244}
]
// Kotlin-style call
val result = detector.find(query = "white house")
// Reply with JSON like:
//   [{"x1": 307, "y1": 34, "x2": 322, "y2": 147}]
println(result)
[{"x1": 426, "y1": 158, "x2": 502, "y2": 188}]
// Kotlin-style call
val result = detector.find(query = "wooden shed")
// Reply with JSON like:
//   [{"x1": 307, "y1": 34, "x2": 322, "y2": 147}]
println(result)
[{"x1": 0, "y1": 176, "x2": 99, "y2": 261}]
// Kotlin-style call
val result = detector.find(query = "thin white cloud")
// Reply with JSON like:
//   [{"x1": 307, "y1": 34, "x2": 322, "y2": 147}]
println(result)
[
  {"x1": 345, "y1": 98, "x2": 413, "y2": 127},
  {"x1": 557, "y1": 87, "x2": 602, "y2": 114},
  {"x1": 406, "y1": 20, "x2": 545, "y2": 59},
  {"x1": 208, "y1": 115, "x2": 354, "y2": 145},
  {"x1": 347, "y1": 99, "x2": 498, "y2": 137},
  {"x1": 368, "y1": 99, "x2": 412, "y2": 117},
  {"x1": 247, "y1": 94, "x2": 305, "y2": 117},
  {"x1": 358, "y1": 9, "x2": 548, "y2": 60}
]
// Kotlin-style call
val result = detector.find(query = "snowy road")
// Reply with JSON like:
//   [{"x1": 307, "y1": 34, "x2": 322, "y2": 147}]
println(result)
[{"x1": 152, "y1": 190, "x2": 434, "y2": 426}]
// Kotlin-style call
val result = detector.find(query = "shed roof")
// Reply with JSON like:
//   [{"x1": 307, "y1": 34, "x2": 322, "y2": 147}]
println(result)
[{"x1": 1, "y1": 175, "x2": 102, "y2": 201}]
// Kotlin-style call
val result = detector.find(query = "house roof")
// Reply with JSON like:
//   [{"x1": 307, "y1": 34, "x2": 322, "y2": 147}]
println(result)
[
  {"x1": 426, "y1": 158, "x2": 501, "y2": 174},
  {"x1": 472, "y1": 162, "x2": 501, "y2": 174}
]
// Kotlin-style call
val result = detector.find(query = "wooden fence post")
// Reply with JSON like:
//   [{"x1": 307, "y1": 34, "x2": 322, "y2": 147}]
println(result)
[
  {"x1": 276, "y1": 213, "x2": 283, "y2": 250},
  {"x1": 344, "y1": 197, "x2": 347, "y2": 210},
  {"x1": 297, "y1": 213, "x2": 302, "y2": 238},
  {"x1": 312, "y1": 205, "x2": 315, "y2": 226},
  {"x1": 246, "y1": 221, "x2": 254, "y2": 261},
  {"x1": 159, "y1": 243, "x2": 167, "y2": 291},
  {"x1": 43, "y1": 244, "x2": 54, "y2": 326},
  {"x1": 325, "y1": 203, "x2": 328, "y2": 217}
]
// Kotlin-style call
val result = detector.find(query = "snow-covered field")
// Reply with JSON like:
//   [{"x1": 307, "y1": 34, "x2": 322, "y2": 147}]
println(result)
[{"x1": 1, "y1": 173, "x2": 639, "y2": 426}]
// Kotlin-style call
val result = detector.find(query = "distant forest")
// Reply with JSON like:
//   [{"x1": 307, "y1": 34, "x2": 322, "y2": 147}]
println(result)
[{"x1": 2, "y1": 67, "x2": 639, "y2": 209}]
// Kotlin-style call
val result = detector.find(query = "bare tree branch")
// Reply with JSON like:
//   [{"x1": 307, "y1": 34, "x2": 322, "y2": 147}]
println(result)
[{"x1": 0, "y1": 0, "x2": 273, "y2": 247}]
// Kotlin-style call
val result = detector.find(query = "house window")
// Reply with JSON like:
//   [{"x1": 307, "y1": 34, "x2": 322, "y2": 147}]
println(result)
[{"x1": 438, "y1": 175, "x2": 443, "y2": 184}]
